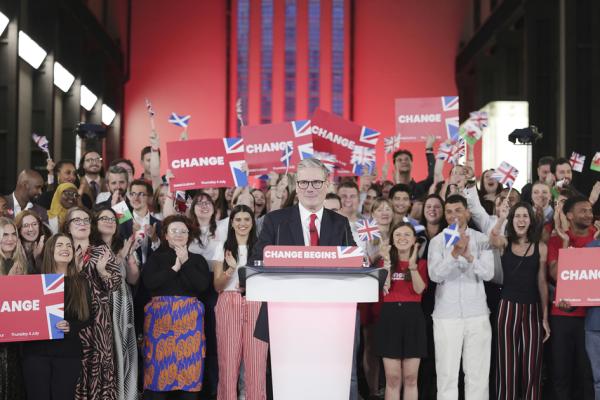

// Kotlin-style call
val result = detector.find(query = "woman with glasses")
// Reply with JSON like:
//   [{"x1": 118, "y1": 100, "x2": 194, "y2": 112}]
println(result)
[
  {"x1": 91, "y1": 207, "x2": 139, "y2": 400},
  {"x1": 21, "y1": 234, "x2": 92, "y2": 400},
  {"x1": 142, "y1": 215, "x2": 210, "y2": 399},
  {"x1": 64, "y1": 207, "x2": 122, "y2": 400},
  {"x1": 48, "y1": 182, "x2": 81, "y2": 234},
  {"x1": 0, "y1": 217, "x2": 28, "y2": 400},
  {"x1": 213, "y1": 205, "x2": 267, "y2": 400},
  {"x1": 188, "y1": 192, "x2": 221, "y2": 396},
  {"x1": 15, "y1": 210, "x2": 48, "y2": 273}
]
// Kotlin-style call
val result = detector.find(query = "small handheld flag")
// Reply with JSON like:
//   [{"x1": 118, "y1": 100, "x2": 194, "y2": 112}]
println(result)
[
  {"x1": 443, "y1": 223, "x2": 461, "y2": 248},
  {"x1": 459, "y1": 120, "x2": 482, "y2": 146},
  {"x1": 112, "y1": 201, "x2": 133, "y2": 224},
  {"x1": 591, "y1": 152, "x2": 600, "y2": 172},
  {"x1": 281, "y1": 143, "x2": 293, "y2": 173},
  {"x1": 384, "y1": 135, "x2": 401, "y2": 154},
  {"x1": 32, "y1": 133, "x2": 50, "y2": 157},
  {"x1": 491, "y1": 161, "x2": 519, "y2": 188},
  {"x1": 570, "y1": 152, "x2": 586, "y2": 173},
  {"x1": 313, "y1": 152, "x2": 338, "y2": 172},
  {"x1": 437, "y1": 138, "x2": 465, "y2": 165},
  {"x1": 469, "y1": 111, "x2": 488, "y2": 129},
  {"x1": 403, "y1": 216, "x2": 425, "y2": 234},
  {"x1": 168, "y1": 113, "x2": 191, "y2": 128},
  {"x1": 356, "y1": 218, "x2": 381, "y2": 242},
  {"x1": 145, "y1": 98, "x2": 155, "y2": 117}
]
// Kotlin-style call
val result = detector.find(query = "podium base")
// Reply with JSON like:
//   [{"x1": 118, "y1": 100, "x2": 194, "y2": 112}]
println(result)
[{"x1": 268, "y1": 302, "x2": 356, "y2": 400}]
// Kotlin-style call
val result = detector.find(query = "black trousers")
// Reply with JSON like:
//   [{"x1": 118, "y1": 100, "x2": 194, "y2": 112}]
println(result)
[
  {"x1": 22, "y1": 354, "x2": 81, "y2": 400},
  {"x1": 550, "y1": 315, "x2": 595, "y2": 400}
]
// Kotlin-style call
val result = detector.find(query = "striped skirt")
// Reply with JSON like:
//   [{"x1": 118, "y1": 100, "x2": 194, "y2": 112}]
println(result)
[{"x1": 143, "y1": 296, "x2": 206, "y2": 392}]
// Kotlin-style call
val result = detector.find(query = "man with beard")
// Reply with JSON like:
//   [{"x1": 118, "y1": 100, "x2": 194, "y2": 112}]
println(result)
[
  {"x1": 95, "y1": 166, "x2": 130, "y2": 210},
  {"x1": 3, "y1": 169, "x2": 48, "y2": 223},
  {"x1": 77, "y1": 150, "x2": 107, "y2": 208},
  {"x1": 548, "y1": 196, "x2": 596, "y2": 400}
]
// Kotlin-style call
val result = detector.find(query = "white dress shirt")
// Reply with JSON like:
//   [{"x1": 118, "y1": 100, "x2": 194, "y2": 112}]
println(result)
[
  {"x1": 12, "y1": 193, "x2": 33, "y2": 216},
  {"x1": 298, "y1": 203, "x2": 323, "y2": 246},
  {"x1": 427, "y1": 227, "x2": 494, "y2": 319}
]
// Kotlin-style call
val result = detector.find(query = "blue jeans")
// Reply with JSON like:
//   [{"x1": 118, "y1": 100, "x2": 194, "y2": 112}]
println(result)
[{"x1": 586, "y1": 330, "x2": 600, "y2": 400}]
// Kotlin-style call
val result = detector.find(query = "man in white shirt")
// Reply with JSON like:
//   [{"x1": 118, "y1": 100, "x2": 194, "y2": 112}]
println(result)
[
  {"x1": 4, "y1": 170, "x2": 48, "y2": 223},
  {"x1": 428, "y1": 194, "x2": 494, "y2": 400}
]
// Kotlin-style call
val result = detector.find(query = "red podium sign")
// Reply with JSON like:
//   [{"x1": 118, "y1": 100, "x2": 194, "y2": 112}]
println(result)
[
  {"x1": 263, "y1": 245, "x2": 364, "y2": 268},
  {"x1": 0, "y1": 274, "x2": 65, "y2": 343},
  {"x1": 556, "y1": 247, "x2": 600, "y2": 306}
]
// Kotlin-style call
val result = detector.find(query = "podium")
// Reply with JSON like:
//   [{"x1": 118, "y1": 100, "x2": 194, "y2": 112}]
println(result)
[{"x1": 240, "y1": 252, "x2": 386, "y2": 400}]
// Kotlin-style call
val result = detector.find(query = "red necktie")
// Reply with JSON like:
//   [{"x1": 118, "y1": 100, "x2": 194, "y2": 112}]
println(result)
[{"x1": 309, "y1": 213, "x2": 319, "y2": 246}]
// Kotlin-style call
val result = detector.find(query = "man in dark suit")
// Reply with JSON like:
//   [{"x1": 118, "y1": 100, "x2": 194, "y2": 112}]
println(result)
[
  {"x1": 4, "y1": 169, "x2": 49, "y2": 223},
  {"x1": 95, "y1": 165, "x2": 130, "y2": 210},
  {"x1": 249, "y1": 158, "x2": 359, "y2": 399}
]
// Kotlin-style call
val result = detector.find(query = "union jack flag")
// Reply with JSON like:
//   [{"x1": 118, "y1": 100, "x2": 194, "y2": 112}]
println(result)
[
  {"x1": 437, "y1": 138, "x2": 465, "y2": 165},
  {"x1": 337, "y1": 246, "x2": 364, "y2": 258},
  {"x1": 442, "y1": 96, "x2": 460, "y2": 140},
  {"x1": 356, "y1": 219, "x2": 381, "y2": 242},
  {"x1": 297, "y1": 143, "x2": 314, "y2": 160},
  {"x1": 313, "y1": 152, "x2": 338, "y2": 172},
  {"x1": 351, "y1": 146, "x2": 376, "y2": 176},
  {"x1": 443, "y1": 223, "x2": 461, "y2": 248},
  {"x1": 292, "y1": 120, "x2": 311, "y2": 137},
  {"x1": 145, "y1": 98, "x2": 155, "y2": 117},
  {"x1": 359, "y1": 126, "x2": 380, "y2": 146},
  {"x1": 469, "y1": 111, "x2": 488, "y2": 128},
  {"x1": 42, "y1": 274, "x2": 65, "y2": 340},
  {"x1": 570, "y1": 151, "x2": 586, "y2": 173},
  {"x1": 281, "y1": 144, "x2": 293, "y2": 167},
  {"x1": 168, "y1": 113, "x2": 191, "y2": 128},
  {"x1": 32, "y1": 133, "x2": 50, "y2": 156},
  {"x1": 223, "y1": 137, "x2": 245, "y2": 154},
  {"x1": 384, "y1": 135, "x2": 401, "y2": 154},
  {"x1": 492, "y1": 161, "x2": 519, "y2": 188}
]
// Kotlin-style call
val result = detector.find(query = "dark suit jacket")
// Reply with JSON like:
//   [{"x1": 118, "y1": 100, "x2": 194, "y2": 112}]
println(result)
[
  {"x1": 4, "y1": 194, "x2": 49, "y2": 224},
  {"x1": 118, "y1": 213, "x2": 162, "y2": 335},
  {"x1": 249, "y1": 205, "x2": 356, "y2": 341}
]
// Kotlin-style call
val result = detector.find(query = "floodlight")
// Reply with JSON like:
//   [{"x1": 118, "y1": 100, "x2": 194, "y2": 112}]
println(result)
[
  {"x1": 53, "y1": 62, "x2": 75, "y2": 92},
  {"x1": 80, "y1": 85, "x2": 98, "y2": 111},
  {"x1": 18, "y1": 31, "x2": 47, "y2": 69},
  {"x1": 101, "y1": 104, "x2": 116, "y2": 125}
]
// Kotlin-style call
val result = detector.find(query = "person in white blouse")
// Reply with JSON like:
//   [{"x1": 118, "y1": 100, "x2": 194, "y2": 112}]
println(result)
[
  {"x1": 427, "y1": 194, "x2": 494, "y2": 400},
  {"x1": 213, "y1": 204, "x2": 268, "y2": 400}
]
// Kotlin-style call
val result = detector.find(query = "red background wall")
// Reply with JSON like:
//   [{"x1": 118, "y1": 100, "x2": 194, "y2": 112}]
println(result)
[{"x1": 124, "y1": 0, "x2": 468, "y2": 180}]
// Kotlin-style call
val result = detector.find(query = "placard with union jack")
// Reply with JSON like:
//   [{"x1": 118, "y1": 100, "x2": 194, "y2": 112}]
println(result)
[
  {"x1": 242, "y1": 120, "x2": 313, "y2": 175},
  {"x1": 0, "y1": 274, "x2": 64, "y2": 343},
  {"x1": 395, "y1": 96, "x2": 460, "y2": 142},
  {"x1": 311, "y1": 108, "x2": 380, "y2": 177},
  {"x1": 167, "y1": 138, "x2": 248, "y2": 189}
]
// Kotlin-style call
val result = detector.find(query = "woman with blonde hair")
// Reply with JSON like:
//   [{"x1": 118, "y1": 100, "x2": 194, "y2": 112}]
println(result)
[
  {"x1": 0, "y1": 217, "x2": 28, "y2": 400},
  {"x1": 15, "y1": 210, "x2": 48, "y2": 273}
]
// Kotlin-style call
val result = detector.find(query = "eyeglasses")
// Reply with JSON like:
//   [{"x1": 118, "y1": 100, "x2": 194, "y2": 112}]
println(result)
[
  {"x1": 195, "y1": 201, "x2": 212, "y2": 207},
  {"x1": 297, "y1": 180, "x2": 325, "y2": 190},
  {"x1": 129, "y1": 192, "x2": 148, "y2": 198},
  {"x1": 69, "y1": 217, "x2": 91, "y2": 226},
  {"x1": 84, "y1": 157, "x2": 102, "y2": 164},
  {"x1": 168, "y1": 228, "x2": 189, "y2": 235},
  {"x1": 98, "y1": 216, "x2": 117, "y2": 223},
  {"x1": 22, "y1": 222, "x2": 39, "y2": 229},
  {"x1": 62, "y1": 191, "x2": 80, "y2": 199}
]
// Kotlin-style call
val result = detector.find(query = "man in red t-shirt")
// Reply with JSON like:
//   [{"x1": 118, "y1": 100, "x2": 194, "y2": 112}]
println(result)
[{"x1": 548, "y1": 196, "x2": 597, "y2": 400}]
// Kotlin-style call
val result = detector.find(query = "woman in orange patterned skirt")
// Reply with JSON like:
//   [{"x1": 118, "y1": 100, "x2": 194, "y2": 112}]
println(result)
[{"x1": 142, "y1": 215, "x2": 211, "y2": 399}]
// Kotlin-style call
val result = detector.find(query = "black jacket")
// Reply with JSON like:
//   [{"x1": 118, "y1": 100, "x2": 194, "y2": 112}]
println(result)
[{"x1": 250, "y1": 205, "x2": 356, "y2": 341}]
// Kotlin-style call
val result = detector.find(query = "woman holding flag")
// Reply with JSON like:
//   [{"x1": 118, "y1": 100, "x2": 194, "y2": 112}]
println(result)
[{"x1": 377, "y1": 221, "x2": 428, "y2": 400}]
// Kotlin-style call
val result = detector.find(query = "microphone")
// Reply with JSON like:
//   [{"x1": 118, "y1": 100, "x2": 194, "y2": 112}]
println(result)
[{"x1": 276, "y1": 223, "x2": 281, "y2": 246}]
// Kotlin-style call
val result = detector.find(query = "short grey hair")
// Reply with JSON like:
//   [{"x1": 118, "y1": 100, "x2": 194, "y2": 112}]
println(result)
[
  {"x1": 297, "y1": 158, "x2": 330, "y2": 179},
  {"x1": 107, "y1": 165, "x2": 129, "y2": 183}
]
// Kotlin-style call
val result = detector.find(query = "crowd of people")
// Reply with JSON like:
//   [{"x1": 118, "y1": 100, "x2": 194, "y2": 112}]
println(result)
[{"x1": 0, "y1": 134, "x2": 599, "y2": 400}]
